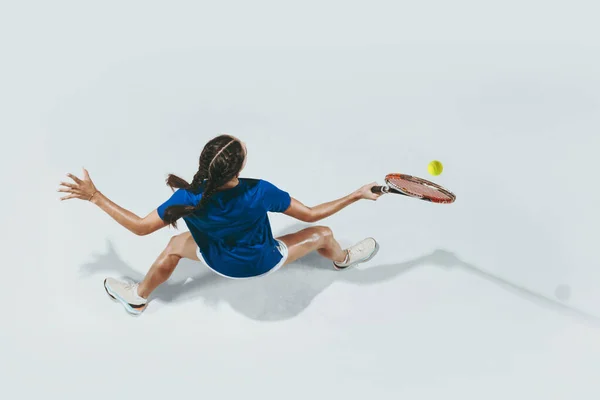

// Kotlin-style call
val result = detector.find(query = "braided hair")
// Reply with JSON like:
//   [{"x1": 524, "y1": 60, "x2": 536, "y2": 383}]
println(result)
[{"x1": 162, "y1": 134, "x2": 245, "y2": 227}]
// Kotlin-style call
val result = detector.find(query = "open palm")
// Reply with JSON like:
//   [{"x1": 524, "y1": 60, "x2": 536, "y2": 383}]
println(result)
[{"x1": 58, "y1": 168, "x2": 99, "y2": 201}]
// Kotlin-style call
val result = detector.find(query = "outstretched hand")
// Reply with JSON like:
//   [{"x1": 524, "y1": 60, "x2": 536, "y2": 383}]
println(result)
[
  {"x1": 58, "y1": 168, "x2": 99, "y2": 201},
  {"x1": 355, "y1": 182, "x2": 383, "y2": 201}
]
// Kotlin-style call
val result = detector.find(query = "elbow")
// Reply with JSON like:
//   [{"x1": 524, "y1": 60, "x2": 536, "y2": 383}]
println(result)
[
  {"x1": 133, "y1": 225, "x2": 150, "y2": 236},
  {"x1": 305, "y1": 211, "x2": 319, "y2": 223}
]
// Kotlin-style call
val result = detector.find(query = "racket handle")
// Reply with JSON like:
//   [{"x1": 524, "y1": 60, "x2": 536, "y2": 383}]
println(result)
[{"x1": 371, "y1": 185, "x2": 388, "y2": 194}]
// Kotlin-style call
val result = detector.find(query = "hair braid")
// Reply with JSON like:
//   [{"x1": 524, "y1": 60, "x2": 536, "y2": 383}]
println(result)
[
  {"x1": 162, "y1": 134, "x2": 246, "y2": 228},
  {"x1": 190, "y1": 168, "x2": 208, "y2": 192},
  {"x1": 198, "y1": 179, "x2": 219, "y2": 209}
]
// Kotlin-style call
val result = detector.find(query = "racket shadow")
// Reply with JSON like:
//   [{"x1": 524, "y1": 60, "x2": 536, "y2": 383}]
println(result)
[
  {"x1": 438, "y1": 251, "x2": 600, "y2": 325},
  {"x1": 339, "y1": 248, "x2": 600, "y2": 325}
]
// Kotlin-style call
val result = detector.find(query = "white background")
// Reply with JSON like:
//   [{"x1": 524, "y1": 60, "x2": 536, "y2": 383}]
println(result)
[{"x1": 1, "y1": 1, "x2": 599, "y2": 399}]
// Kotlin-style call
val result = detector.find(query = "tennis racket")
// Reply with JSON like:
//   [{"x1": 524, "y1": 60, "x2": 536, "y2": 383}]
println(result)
[{"x1": 371, "y1": 173, "x2": 456, "y2": 204}]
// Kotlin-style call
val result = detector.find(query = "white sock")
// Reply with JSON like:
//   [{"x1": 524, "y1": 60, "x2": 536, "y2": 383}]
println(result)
[{"x1": 336, "y1": 250, "x2": 350, "y2": 265}]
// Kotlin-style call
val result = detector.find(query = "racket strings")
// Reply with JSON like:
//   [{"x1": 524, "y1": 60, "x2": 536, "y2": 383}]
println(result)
[{"x1": 388, "y1": 177, "x2": 454, "y2": 202}]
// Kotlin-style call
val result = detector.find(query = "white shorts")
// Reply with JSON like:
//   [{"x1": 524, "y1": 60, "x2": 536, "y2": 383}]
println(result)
[{"x1": 195, "y1": 239, "x2": 289, "y2": 280}]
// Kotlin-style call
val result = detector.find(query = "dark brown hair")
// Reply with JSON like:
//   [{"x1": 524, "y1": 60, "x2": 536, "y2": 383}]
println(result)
[{"x1": 162, "y1": 134, "x2": 245, "y2": 227}]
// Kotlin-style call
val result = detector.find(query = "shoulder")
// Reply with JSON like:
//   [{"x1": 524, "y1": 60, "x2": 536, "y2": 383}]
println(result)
[
  {"x1": 254, "y1": 179, "x2": 281, "y2": 190},
  {"x1": 157, "y1": 188, "x2": 199, "y2": 219},
  {"x1": 240, "y1": 178, "x2": 261, "y2": 189},
  {"x1": 247, "y1": 179, "x2": 288, "y2": 195},
  {"x1": 165, "y1": 188, "x2": 198, "y2": 204},
  {"x1": 253, "y1": 179, "x2": 291, "y2": 211}
]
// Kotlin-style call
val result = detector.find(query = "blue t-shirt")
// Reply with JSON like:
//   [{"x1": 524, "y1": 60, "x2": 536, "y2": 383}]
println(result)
[{"x1": 157, "y1": 178, "x2": 292, "y2": 278}]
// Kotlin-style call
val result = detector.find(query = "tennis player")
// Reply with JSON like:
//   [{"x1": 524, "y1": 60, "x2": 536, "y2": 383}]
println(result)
[{"x1": 59, "y1": 134, "x2": 381, "y2": 315}]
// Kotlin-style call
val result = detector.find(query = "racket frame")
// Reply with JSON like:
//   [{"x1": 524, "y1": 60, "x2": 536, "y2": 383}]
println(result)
[{"x1": 371, "y1": 173, "x2": 456, "y2": 204}]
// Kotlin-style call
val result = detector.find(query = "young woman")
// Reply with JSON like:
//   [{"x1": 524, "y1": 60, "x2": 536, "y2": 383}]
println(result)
[{"x1": 59, "y1": 134, "x2": 382, "y2": 315}]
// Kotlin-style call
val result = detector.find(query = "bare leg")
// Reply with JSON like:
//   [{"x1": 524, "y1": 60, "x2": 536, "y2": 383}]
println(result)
[
  {"x1": 137, "y1": 232, "x2": 200, "y2": 298},
  {"x1": 277, "y1": 226, "x2": 347, "y2": 266}
]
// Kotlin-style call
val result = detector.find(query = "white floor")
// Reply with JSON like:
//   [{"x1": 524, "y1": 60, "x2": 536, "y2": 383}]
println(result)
[{"x1": 2, "y1": 1, "x2": 600, "y2": 399}]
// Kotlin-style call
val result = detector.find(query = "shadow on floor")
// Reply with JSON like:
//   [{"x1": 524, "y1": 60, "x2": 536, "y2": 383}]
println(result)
[{"x1": 79, "y1": 224, "x2": 599, "y2": 324}]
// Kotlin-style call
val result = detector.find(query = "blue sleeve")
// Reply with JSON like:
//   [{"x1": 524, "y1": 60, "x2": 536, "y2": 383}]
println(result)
[
  {"x1": 260, "y1": 180, "x2": 292, "y2": 213},
  {"x1": 157, "y1": 189, "x2": 194, "y2": 220}
]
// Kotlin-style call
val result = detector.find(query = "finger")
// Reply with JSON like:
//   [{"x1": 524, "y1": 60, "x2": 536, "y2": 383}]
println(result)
[
  {"x1": 82, "y1": 168, "x2": 91, "y2": 180},
  {"x1": 60, "y1": 194, "x2": 79, "y2": 201},
  {"x1": 58, "y1": 189, "x2": 84, "y2": 197},
  {"x1": 57, "y1": 187, "x2": 83, "y2": 193},
  {"x1": 59, "y1": 181, "x2": 77, "y2": 189},
  {"x1": 67, "y1": 173, "x2": 83, "y2": 184}
]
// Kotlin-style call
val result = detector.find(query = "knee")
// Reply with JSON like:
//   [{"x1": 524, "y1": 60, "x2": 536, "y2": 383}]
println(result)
[
  {"x1": 165, "y1": 234, "x2": 187, "y2": 258},
  {"x1": 312, "y1": 226, "x2": 333, "y2": 243}
]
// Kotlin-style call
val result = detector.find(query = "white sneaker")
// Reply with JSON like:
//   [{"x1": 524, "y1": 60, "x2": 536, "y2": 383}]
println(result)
[
  {"x1": 103, "y1": 278, "x2": 148, "y2": 316},
  {"x1": 333, "y1": 237, "x2": 379, "y2": 270}
]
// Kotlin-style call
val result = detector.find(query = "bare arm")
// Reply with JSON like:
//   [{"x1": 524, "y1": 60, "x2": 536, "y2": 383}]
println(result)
[
  {"x1": 59, "y1": 169, "x2": 167, "y2": 236},
  {"x1": 284, "y1": 182, "x2": 381, "y2": 223},
  {"x1": 91, "y1": 193, "x2": 167, "y2": 236}
]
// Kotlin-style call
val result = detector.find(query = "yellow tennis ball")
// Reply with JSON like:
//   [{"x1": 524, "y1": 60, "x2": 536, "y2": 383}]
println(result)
[{"x1": 428, "y1": 160, "x2": 443, "y2": 176}]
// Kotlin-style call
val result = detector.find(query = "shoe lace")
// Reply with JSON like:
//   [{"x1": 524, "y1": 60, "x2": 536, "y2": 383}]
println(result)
[
  {"x1": 346, "y1": 241, "x2": 372, "y2": 261},
  {"x1": 123, "y1": 282, "x2": 139, "y2": 293},
  {"x1": 349, "y1": 243, "x2": 367, "y2": 256}
]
